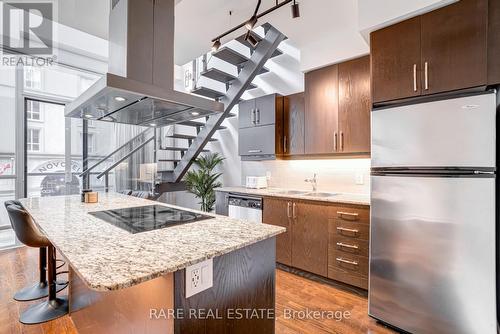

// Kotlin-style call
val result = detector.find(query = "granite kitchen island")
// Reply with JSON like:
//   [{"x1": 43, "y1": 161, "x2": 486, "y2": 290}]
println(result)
[{"x1": 19, "y1": 193, "x2": 285, "y2": 334}]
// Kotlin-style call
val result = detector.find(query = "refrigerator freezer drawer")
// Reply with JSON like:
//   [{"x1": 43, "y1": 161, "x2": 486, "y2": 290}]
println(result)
[
  {"x1": 369, "y1": 175, "x2": 496, "y2": 334},
  {"x1": 371, "y1": 93, "x2": 496, "y2": 168}
]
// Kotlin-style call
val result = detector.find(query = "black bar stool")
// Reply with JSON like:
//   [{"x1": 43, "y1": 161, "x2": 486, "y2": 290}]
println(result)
[
  {"x1": 4, "y1": 200, "x2": 66, "y2": 302},
  {"x1": 6, "y1": 204, "x2": 68, "y2": 324}
]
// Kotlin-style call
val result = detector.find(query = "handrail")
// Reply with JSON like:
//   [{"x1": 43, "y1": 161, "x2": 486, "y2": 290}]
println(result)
[
  {"x1": 79, "y1": 127, "x2": 152, "y2": 177},
  {"x1": 96, "y1": 135, "x2": 155, "y2": 179}
]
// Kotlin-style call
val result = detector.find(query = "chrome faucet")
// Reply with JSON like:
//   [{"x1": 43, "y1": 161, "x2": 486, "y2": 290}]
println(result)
[{"x1": 305, "y1": 173, "x2": 317, "y2": 192}]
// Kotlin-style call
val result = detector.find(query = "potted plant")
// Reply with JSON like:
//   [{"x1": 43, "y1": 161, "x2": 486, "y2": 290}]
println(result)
[{"x1": 184, "y1": 153, "x2": 225, "y2": 212}]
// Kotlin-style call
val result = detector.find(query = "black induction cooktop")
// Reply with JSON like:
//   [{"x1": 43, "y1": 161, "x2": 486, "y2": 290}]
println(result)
[{"x1": 89, "y1": 205, "x2": 214, "y2": 234}]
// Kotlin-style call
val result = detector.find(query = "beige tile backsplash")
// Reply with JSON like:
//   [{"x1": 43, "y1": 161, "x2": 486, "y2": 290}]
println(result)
[{"x1": 240, "y1": 159, "x2": 371, "y2": 194}]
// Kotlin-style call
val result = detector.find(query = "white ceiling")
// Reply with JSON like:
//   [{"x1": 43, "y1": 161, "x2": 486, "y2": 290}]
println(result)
[{"x1": 53, "y1": 0, "x2": 454, "y2": 72}]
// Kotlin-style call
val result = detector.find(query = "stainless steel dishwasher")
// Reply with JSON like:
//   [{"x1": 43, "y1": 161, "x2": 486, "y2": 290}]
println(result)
[{"x1": 227, "y1": 194, "x2": 263, "y2": 224}]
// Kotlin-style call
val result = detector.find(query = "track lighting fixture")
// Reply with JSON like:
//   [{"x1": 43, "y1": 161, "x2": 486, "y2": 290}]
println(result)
[
  {"x1": 212, "y1": 39, "x2": 221, "y2": 52},
  {"x1": 291, "y1": 0, "x2": 300, "y2": 18},
  {"x1": 245, "y1": 15, "x2": 258, "y2": 30},
  {"x1": 211, "y1": 0, "x2": 299, "y2": 48},
  {"x1": 244, "y1": 30, "x2": 259, "y2": 48}
]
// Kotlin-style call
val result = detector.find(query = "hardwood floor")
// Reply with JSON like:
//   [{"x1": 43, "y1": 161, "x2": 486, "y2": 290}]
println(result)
[{"x1": 0, "y1": 247, "x2": 395, "y2": 334}]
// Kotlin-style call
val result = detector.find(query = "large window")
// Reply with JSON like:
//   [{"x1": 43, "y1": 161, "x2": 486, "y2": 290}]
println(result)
[{"x1": 27, "y1": 128, "x2": 41, "y2": 152}]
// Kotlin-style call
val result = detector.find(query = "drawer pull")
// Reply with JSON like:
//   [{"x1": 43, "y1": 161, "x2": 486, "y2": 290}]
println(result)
[
  {"x1": 336, "y1": 227, "x2": 359, "y2": 234},
  {"x1": 336, "y1": 257, "x2": 358, "y2": 266},
  {"x1": 337, "y1": 211, "x2": 359, "y2": 220},
  {"x1": 336, "y1": 242, "x2": 358, "y2": 250}
]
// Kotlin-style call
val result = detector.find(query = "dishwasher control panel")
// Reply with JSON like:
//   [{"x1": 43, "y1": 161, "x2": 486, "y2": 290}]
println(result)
[{"x1": 228, "y1": 196, "x2": 262, "y2": 210}]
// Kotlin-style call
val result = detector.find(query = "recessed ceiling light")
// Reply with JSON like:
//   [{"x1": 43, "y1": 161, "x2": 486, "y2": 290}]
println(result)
[
  {"x1": 114, "y1": 96, "x2": 126, "y2": 102},
  {"x1": 84, "y1": 114, "x2": 94, "y2": 118},
  {"x1": 149, "y1": 123, "x2": 157, "y2": 127},
  {"x1": 191, "y1": 111, "x2": 200, "y2": 116}
]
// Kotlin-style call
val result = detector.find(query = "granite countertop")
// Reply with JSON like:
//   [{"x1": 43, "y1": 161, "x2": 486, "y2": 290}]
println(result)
[
  {"x1": 19, "y1": 193, "x2": 285, "y2": 292},
  {"x1": 215, "y1": 187, "x2": 370, "y2": 206}
]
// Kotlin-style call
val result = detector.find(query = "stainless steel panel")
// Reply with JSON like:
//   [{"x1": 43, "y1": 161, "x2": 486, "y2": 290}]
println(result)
[
  {"x1": 238, "y1": 99, "x2": 256, "y2": 129},
  {"x1": 255, "y1": 94, "x2": 277, "y2": 126},
  {"x1": 239, "y1": 124, "x2": 276, "y2": 156},
  {"x1": 372, "y1": 93, "x2": 496, "y2": 168},
  {"x1": 369, "y1": 175, "x2": 496, "y2": 334}
]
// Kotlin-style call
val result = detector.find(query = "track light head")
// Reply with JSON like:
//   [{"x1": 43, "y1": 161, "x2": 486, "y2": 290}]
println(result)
[
  {"x1": 245, "y1": 15, "x2": 258, "y2": 30},
  {"x1": 244, "y1": 30, "x2": 259, "y2": 48},
  {"x1": 291, "y1": 1, "x2": 300, "y2": 18},
  {"x1": 212, "y1": 39, "x2": 221, "y2": 52}
]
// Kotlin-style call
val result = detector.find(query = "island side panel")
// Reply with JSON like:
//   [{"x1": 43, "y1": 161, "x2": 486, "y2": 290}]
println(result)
[
  {"x1": 69, "y1": 267, "x2": 174, "y2": 334},
  {"x1": 174, "y1": 237, "x2": 276, "y2": 334}
]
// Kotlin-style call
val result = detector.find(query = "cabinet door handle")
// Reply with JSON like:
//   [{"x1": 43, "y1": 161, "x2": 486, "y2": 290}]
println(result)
[
  {"x1": 424, "y1": 61, "x2": 429, "y2": 90},
  {"x1": 337, "y1": 242, "x2": 359, "y2": 250},
  {"x1": 292, "y1": 203, "x2": 297, "y2": 219},
  {"x1": 336, "y1": 257, "x2": 358, "y2": 266},
  {"x1": 337, "y1": 211, "x2": 359, "y2": 220},
  {"x1": 256, "y1": 109, "x2": 260, "y2": 124},
  {"x1": 413, "y1": 64, "x2": 417, "y2": 92},
  {"x1": 248, "y1": 149, "x2": 262, "y2": 153},
  {"x1": 251, "y1": 109, "x2": 255, "y2": 124},
  {"x1": 336, "y1": 227, "x2": 359, "y2": 234},
  {"x1": 283, "y1": 136, "x2": 287, "y2": 153},
  {"x1": 340, "y1": 132, "x2": 344, "y2": 152},
  {"x1": 333, "y1": 132, "x2": 338, "y2": 152},
  {"x1": 287, "y1": 202, "x2": 291, "y2": 218}
]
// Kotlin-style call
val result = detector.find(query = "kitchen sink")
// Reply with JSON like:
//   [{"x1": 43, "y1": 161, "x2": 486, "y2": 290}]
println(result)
[
  {"x1": 303, "y1": 192, "x2": 338, "y2": 198},
  {"x1": 270, "y1": 190, "x2": 309, "y2": 195}
]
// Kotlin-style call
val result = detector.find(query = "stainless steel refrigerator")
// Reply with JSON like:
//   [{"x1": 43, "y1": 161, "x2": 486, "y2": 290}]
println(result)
[{"x1": 369, "y1": 92, "x2": 497, "y2": 334}]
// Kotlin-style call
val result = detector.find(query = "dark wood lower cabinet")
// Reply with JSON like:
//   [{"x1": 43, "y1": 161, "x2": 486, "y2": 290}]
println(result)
[
  {"x1": 291, "y1": 202, "x2": 329, "y2": 277},
  {"x1": 263, "y1": 197, "x2": 370, "y2": 289},
  {"x1": 263, "y1": 197, "x2": 292, "y2": 266}
]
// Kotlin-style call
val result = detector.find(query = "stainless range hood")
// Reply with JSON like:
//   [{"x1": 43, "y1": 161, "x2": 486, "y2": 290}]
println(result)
[{"x1": 65, "y1": 0, "x2": 224, "y2": 127}]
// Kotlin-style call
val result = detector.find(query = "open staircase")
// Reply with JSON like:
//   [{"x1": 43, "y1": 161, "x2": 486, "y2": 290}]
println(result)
[{"x1": 80, "y1": 24, "x2": 287, "y2": 197}]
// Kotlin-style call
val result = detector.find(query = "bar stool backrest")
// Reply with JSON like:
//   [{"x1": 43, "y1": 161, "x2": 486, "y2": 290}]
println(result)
[
  {"x1": 6, "y1": 204, "x2": 50, "y2": 248},
  {"x1": 4, "y1": 200, "x2": 22, "y2": 228}
]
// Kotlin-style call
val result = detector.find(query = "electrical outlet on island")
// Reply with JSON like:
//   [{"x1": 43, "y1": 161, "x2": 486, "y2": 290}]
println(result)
[{"x1": 186, "y1": 258, "x2": 213, "y2": 298}]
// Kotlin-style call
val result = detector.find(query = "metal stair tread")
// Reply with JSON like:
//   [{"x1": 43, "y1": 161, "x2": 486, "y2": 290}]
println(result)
[
  {"x1": 235, "y1": 31, "x2": 263, "y2": 50},
  {"x1": 191, "y1": 86, "x2": 225, "y2": 99},
  {"x1": 258, "y1": 66, "x2": 270, "y2": 75},
  {"x1": 157, "y1": 159, "x2": 181, "y2": 162},
  {"x1": 178, "y1": 120, "x2": 227, "y2": 129},
  {"x1": 166, "y1": 134, "x2": 217, "y2": 141},
  {"x1": 212, "y1": 47, "x2": 249, "y2": 66},
  {"x1": 200, "y1": 68, "x2": 237, "y2": 83},
  {"x1": 159, "y1": 146, "x2": 210, "y2": 152}
]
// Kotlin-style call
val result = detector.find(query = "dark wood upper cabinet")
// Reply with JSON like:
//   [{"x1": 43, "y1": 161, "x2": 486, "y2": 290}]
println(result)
[
  {"x1": 262, "y1": 197, "x2": 292, "y2": 266},
  {"x1": 371, "y1": 0, "x2": 490, "y2": 104},
  {"x1": 338, "y1": 55, "x2": 371, "y2": 154},
  {"x1": 488, "y1": 0, "x2": 500, "y2": 85},
  {"x1": 420, "y1": 0, "x2": 488, "y2": 95},
  {"x1": 304, "y1": 64, "x2": 339, "y2": 154},
  {"x1": 370, "y1": 17, "x2": 422, "y2": 103},
  {"x1": 283, "y1": 93, "x2": 305, "y2": 155},
  {"x1": 291, "y1": 202, "x2": 329, "y2": 277}
]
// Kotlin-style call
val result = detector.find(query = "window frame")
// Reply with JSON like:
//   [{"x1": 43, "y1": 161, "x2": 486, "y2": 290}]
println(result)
[{"x1": 26, "y1": 127, "x2": 42, "y2": 152}]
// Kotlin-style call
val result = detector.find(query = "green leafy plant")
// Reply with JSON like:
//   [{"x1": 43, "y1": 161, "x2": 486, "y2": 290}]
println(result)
[{"x1": 184, "y1": 153, "x2": 225, "y2": 212}]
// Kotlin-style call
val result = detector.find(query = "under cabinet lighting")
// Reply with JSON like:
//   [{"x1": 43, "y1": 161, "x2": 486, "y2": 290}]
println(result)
[{"x1": 191, "y1": 111, "x2": 200, "y2": 116}]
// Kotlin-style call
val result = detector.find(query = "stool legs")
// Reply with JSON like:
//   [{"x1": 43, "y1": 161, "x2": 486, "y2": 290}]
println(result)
[
  {"x1": 19, "y1": 245, "x2": 69, "y2": 324},
  {"x1": 13, "y1": 247, "x2": 67, "y2": 302}
]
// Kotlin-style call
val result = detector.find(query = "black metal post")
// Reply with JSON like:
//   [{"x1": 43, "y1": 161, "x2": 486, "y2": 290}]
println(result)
[{"x1": 39, "y1": 247, "x2": 47, "y2": 285}]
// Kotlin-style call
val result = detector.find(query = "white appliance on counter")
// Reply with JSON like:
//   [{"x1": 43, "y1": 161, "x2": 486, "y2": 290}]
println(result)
[
  {"x1": 228, "y1": 194, "x2": 263, "y2": 224},
  {"x1": 245, "y1": 176, "x2": 268, "y2": 189},
  {"x1": 369, "y1": 92, "x2": 497, "y2": 334}
]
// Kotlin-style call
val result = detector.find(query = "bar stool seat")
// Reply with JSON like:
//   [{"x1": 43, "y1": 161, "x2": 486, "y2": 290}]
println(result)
[
  {"x1": 4, "y1": 200, "x2": 66, "y2": 302},
  {"x1": 6, "y1": 204, "x2": 68, "y2": 324}
]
